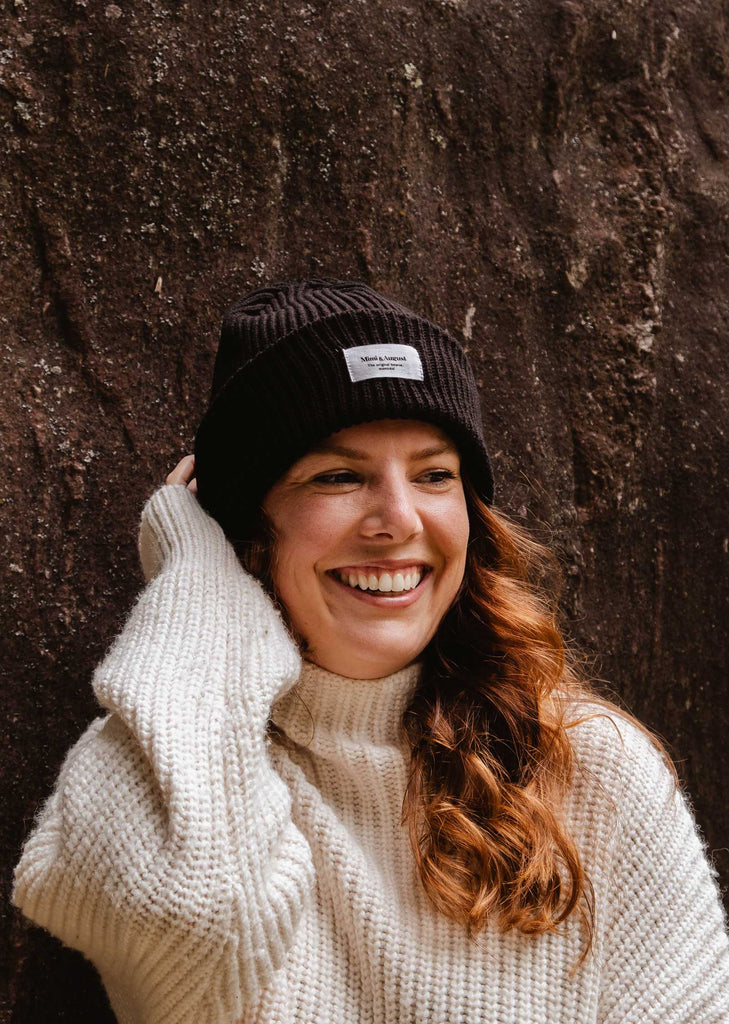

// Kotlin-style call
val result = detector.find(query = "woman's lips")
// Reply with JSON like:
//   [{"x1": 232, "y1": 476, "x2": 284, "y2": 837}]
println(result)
[{"x1": 326, "y1": 568, "x2": 432, "y2": 607}]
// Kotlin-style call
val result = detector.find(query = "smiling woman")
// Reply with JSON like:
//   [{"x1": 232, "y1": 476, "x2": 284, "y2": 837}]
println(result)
[{"x1": 12, "y1": 279, "x2": 729, "y2": 1024}]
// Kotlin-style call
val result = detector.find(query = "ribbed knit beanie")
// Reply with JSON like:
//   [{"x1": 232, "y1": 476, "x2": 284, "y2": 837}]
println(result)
[{"x1": 193, "y1": 278, "x2": 494, "y2": 541}]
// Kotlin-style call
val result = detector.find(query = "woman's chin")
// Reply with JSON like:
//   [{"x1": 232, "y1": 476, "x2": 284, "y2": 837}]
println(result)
[{"x1": 303, "y1": 630, "x2": 426, "y2": 680}]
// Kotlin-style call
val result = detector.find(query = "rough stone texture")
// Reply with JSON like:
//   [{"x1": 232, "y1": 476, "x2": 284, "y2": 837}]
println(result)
[{"x1": 3, "y1": 0, "x2": 728, "y2": 1018}]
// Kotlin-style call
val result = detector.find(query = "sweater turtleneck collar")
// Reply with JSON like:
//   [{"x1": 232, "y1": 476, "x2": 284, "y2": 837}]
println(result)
[{"x1": 271, "y1": 658, "x2": 423, "y2": 748}]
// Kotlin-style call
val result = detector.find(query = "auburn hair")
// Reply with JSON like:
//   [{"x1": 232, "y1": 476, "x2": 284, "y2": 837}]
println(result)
[{"x1": 234, "y1": 470, "x2": 675, "y2": 958}]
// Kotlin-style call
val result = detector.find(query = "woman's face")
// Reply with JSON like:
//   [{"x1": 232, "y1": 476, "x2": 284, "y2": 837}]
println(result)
[{"x1": 262, "y1": 419, "x2": 470, "y2": 679}]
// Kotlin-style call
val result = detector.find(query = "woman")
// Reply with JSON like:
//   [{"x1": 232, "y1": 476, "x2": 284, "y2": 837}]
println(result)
[{"x1": 13, "y1": 279, "x2": 729, "y2": 1023}]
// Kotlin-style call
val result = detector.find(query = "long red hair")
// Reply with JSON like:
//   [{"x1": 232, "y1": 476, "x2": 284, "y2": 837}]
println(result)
[{"x1": 400, "y1": 477, "x2": 675, "y2": 954}]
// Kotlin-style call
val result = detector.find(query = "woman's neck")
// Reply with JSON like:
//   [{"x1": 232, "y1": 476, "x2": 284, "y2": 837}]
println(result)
[
  {"x1": 271, "y1": 659, "x2": 423, "y2": 747},
  {"x1": 300, "y1": 649, "x2": 424, "y2": 681}
]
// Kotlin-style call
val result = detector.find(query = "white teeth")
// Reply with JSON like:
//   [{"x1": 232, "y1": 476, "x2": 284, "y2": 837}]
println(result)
[{"x1": 336, "y1": 568, "x2": 425, "y2": 592}]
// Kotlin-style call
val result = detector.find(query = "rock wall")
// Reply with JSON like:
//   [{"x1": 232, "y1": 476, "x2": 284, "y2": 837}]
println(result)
[{"x1": 4, "y1": 0, "x2": 728, "y2": 1017}]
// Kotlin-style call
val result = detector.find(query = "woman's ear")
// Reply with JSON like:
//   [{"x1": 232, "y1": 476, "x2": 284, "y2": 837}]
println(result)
[{"x1": 232, "y1": 511, "x2": 278, "y2": 592}]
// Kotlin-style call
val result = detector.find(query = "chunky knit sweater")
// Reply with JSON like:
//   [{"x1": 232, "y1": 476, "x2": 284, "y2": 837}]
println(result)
[{"x1": 12, "y1": 484, "x2": 729, "y2": 1024}]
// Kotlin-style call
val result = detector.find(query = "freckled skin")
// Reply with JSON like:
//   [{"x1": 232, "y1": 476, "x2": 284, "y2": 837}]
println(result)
[{"x1": 262, "y1": 419, "x2": 470, "y2": 680}]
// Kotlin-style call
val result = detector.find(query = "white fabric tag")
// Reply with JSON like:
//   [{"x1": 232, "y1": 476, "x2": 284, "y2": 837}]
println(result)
[{"x1": 343, "y1": 344, "x2": 424, "y2": 382}]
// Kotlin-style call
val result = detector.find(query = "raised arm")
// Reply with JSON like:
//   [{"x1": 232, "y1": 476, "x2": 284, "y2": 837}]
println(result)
[{"x1": 13, "y1": 482, "x2": 314, "y2": 1023}]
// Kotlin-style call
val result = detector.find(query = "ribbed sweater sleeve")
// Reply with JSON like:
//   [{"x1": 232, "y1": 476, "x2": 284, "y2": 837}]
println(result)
[
  {"x1": 595, "y1": 717, "x2": 729, "y2": 1023},
  {"x1": 12, "y1": 484, "x2": 314, "y2": 1024}
]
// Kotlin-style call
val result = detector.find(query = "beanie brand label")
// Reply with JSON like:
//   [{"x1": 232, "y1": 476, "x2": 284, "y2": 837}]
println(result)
[{"x1": 343, "y1": 344, "x2": 424, "y2": 383}]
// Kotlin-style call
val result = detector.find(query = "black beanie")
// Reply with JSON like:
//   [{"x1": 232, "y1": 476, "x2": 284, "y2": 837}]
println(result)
[{"x1": 194, "y1": 278, "x2": 494, "y2": 541}]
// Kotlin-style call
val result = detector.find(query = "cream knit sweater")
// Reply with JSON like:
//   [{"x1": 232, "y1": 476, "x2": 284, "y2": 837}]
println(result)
[{"x1": 12, "y1": 484, "x2": 729, "y2": 1024}]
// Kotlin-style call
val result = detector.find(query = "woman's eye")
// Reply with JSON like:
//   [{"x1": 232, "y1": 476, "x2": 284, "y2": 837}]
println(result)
[
  {"x1": 421, "y1": 469, "x2": 457, "y2": 484},
  {"x1": 311, "y1": 469, "x2": 457, "y2": 486},
  {"x1": 313, "y1": 471, "x2": 359, "y2": 485}
]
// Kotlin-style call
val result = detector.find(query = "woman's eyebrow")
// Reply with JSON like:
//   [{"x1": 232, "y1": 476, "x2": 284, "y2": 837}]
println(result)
[{"x1": 308, "y1": 442, "x2": 459, "y2": 460}]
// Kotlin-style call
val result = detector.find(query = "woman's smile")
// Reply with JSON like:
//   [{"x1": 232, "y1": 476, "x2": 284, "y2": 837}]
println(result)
[{"x1": 325, "y1": 564, "x2": 434, "y2": 606}]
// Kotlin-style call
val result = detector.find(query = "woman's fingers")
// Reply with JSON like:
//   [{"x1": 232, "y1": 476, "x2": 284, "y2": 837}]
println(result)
[{"x1": 165, "y1": 454, "x2": 196, "y2": 491}]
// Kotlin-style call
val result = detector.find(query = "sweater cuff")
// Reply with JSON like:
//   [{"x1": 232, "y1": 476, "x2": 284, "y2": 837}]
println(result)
[{"x1": 138, "y1": 484, "x2": 231, "y2": 583}]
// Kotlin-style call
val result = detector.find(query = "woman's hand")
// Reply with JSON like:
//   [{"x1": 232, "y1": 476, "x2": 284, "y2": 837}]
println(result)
[
  {"x1": 139, "y1": 454, "x2": 214, "y2": 582},
  {"x1": 166, "y1": 454, "x2": 197, "y2": 495}
]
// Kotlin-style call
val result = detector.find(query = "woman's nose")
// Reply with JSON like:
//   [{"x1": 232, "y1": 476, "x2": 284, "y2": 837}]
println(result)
[{"x1": 358, "y1": 476, "x2": 423, "y2": 541}]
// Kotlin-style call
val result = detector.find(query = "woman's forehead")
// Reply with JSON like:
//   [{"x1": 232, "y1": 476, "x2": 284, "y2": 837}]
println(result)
[{"x1": 311, "y1": 419, "x2": 459, "y2": 454}]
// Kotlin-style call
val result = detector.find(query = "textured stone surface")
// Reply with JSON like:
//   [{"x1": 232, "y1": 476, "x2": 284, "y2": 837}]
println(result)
[{"x1": 3, "y1": 0, "x2": 728, "y2": 1017}]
